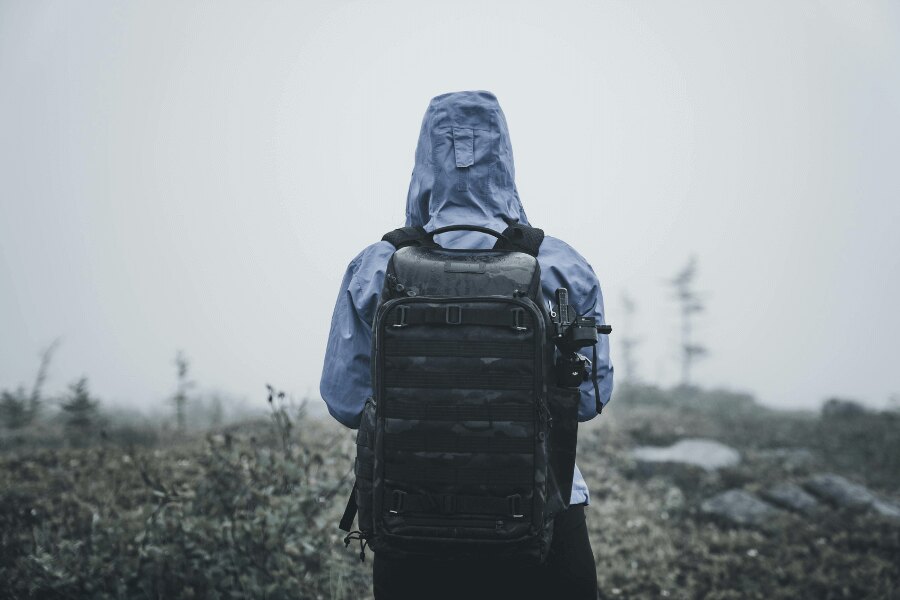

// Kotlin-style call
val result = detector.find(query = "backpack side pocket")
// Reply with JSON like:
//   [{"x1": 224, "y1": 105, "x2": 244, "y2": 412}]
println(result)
[{"x1": 547, "y1": 386, "x2": 579, "y2": 511}]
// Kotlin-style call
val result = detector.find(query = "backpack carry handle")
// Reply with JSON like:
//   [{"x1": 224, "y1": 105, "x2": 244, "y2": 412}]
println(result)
[{"x1": 426, "y1": 225, "x2": 511, "y2": 244}]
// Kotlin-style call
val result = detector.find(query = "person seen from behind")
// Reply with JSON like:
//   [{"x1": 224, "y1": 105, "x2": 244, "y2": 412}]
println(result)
[{"x1": 320, "y1": 90, "x2": 613, "y2": 599}]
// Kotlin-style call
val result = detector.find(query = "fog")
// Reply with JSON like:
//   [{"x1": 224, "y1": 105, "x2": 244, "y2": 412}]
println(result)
[{"x1": 1, "y1": 0, "x2": 897, "y2": 413}]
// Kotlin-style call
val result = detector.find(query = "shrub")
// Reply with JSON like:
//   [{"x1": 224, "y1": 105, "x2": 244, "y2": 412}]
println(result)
[{"x1": 0, "y1": 400, "x2": 364, "y2": 599}]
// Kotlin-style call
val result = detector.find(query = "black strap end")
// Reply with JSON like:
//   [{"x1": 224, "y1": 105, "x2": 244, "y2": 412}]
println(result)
[{"x1": 339, "y1": 481, "x2": 358, "y2": 532}]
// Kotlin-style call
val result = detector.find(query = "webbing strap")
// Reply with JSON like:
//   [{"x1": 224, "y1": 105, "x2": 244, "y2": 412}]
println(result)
[
  {"x1": 386, "y1": 488, "x2": 525, "y2": 518},
  {"x1": 339, "y1": 481, "x2": 358, "y2": 532},
  {"x1": 384, "y1": 371, "x2": 532, "y2": 390},
  {"x1": 384, "y1": 464, "x2": 534, "y2": 486},
  {"x1": 384, "y1": 339, "x2": 533, "y2": 359},
  {"x1": 381, "y1": 226, "x2": 438, "y2": 249},
  {"x1": 390, "y1": 306, "x2": 531, "y2": 330},
  {"x1": 383, "y1": 401, "x2": 534, "y2": 422},
  {"x1": 593, "y1": 342, "x2": 603, "y2": 415},
  {"x1": 385, "y1": 431, "x2": 533, "y2": 454}
]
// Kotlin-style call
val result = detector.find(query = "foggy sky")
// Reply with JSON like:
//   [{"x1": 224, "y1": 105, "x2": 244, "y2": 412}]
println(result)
[{"x1": 1, "y1": 0, "x2": 898, "y2": 414}]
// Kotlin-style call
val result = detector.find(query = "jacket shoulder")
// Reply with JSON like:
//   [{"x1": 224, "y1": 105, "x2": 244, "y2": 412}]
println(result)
[
  {"x1": 537, "y1": 235, "x2": 603, "y2": 314},
  {"x1": 344, "y1": 240, "x2": 395, "y2": 323},
  {"x1": 538, "y1": 235, "x2": 598, "y2": 273},
  {"x1": 348, "y1": 240, "x2": 395, "y2": 271}
]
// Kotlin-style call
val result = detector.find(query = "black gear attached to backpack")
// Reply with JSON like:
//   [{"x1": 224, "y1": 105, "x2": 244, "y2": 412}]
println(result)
[{"x1": 340, "y1": 222, "x2": 591, "y2": 564}]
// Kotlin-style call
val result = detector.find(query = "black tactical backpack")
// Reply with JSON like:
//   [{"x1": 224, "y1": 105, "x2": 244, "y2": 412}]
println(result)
[{"x1": 340, "y1": 223, "x2": 592, "y2": 564}]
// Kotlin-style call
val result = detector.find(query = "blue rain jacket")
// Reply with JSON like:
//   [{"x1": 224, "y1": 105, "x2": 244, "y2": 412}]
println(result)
[{"x1": 320, "y1": 90, "x2": 613, "y2": 505}]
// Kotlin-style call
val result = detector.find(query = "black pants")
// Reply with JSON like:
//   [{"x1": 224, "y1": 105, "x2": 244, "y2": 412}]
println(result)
[{"x1": 372, "y1": 504, "x2": 598, "y2": 600}]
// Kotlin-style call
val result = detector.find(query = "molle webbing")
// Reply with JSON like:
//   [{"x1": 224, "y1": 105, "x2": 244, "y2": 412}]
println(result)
[
  {"x1": 389, "y1": 305, "x2": 532, "y2": 329},
  {"x1": 384, "y1": 431, "x2": 533, "y2": 454},
  {"x1": 384, "y1": 464, "x2": 534, "y2": 486},
  {"x1": 384, "y1": 339, "x2": 533, "y2": 359},
  {"x1": 384, "y1": 371, "x2": 532, "y2": 390},
  {"x1": 384, "y1": 488, "x2": 526, "y2": 518},
  {"x1": 383, "y1": 400, "x2": 533, "y2": 422}
]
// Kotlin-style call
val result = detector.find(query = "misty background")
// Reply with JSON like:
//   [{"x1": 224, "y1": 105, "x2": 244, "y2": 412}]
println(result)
[{"x1": 1, "y1": 0, "x2": 897, "y2": 415}]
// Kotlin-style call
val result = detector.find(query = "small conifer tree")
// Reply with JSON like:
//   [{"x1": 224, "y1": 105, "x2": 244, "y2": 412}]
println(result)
[
  {"x1": 0, "y1": 340, "x2": 59, "y2": 429},
  {"x1": 0, "y1": 387, "x2": 31, "y2": 429},
  {"x1": 670, "y1": 256, "x2": 708, "y2": 386},
  {"x1": 619, "y1": 291, "x2": 641, "y2": 383},
  {"x1": 172, "y1": 351, "x2": 194, "y2": 432},
  {"x1": 60, "y1": 377, "x2": 99, "y2": 432}
]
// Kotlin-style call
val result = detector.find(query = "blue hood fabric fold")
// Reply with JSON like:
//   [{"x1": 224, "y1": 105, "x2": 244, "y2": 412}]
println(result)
[{"x1": 406, "y1": 90, "x2": 530, "y2": 247}]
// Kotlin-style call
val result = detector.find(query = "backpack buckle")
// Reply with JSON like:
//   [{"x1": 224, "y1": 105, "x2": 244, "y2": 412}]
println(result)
[
  {"x1": 511, "y1": 308, "x2": 527, "y2": 331},
  {"x1": 392, "y1": 306, "x2": 408, "y2": 328},
  {"x1": 389, "y1": 490, "x2": 406, "y2": 514},
  {"x1": 445, "y1": 305, "x2": 462, "y2": 325},
  {"x1": 507, "y1": 494, "x2": 523, "y2": 518}
]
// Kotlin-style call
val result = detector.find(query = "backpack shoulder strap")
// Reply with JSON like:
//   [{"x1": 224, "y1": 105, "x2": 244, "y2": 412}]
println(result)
[
  {"x1": 493, "y1": 223, "x2": 545, "y2": 257},
  {"x1": 381, "y1": 226, "x2": 439, "y2": 249}
]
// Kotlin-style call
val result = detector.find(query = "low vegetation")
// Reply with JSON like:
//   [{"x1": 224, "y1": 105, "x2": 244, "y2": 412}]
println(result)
[{"x1": 1, "y1": 382, "x2": 898, "y2": 599}]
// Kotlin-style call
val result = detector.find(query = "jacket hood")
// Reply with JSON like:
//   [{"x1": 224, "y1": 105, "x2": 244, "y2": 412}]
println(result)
[{"x1": 405, "y1": 91, "x2": 530, "y2": 247}]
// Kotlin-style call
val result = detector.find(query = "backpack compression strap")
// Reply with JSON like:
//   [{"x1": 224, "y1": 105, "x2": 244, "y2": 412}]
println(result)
[
  {"x1": 493, "y1": 223, "x2": 545, "y2": 257},
  {"x1": 381, "y1": 226, "x2": 439, "y2": 249}
]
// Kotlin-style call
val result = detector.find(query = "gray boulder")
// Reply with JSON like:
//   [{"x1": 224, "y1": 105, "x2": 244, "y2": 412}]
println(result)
[
  {"x1": 763, "y1": 482, "x2": 820, "y2": 516},
  {"x1": 804, "y1": 474, "x2": 877, "y2": 509},
  {"x1": 701, "y1": 489, "x2": 781, "y2": 528},
  {"x1": 631, "y1": 438, "x2": 741, "y2": 472},
  {"x1": 804, "y1": 473, "x2": 900, "y2": 521}
]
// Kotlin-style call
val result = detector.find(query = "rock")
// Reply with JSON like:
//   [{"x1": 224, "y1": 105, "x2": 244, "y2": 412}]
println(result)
[
  {"x1": 700, "y1": 489, "x2": 781, "y2": 527},
  {"x1": 804, "y1": 473, "x2": 900, "y2": 521},
  {"x1": 631, "y1": 438, "x2": 741, "y2": 472},
  {"x1": 804, "y1": 474, "x2": 877, "y2": 510},
  {"x1": 763, "y1": 482, "x2": 820, "y2": 516}
]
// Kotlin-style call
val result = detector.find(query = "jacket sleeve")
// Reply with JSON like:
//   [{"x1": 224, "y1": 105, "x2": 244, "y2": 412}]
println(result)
[
  {"x1": 538, "y1": 237, "x2": 614, "y2": 422},
  {"x1": 571, "y1": 261, "x2": 614, "y2": 421},
  {"x1": 319, "y1": 243, "x2": 391, "y2": 429}
]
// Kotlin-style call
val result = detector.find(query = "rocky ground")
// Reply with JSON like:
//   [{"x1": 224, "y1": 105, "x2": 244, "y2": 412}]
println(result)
[
  {"x1": 1, "y1": 385, "x2": 898, "y2": 599},
  {"x1": 578, "y1": 386, "x2": 900, "y2": 599}
]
